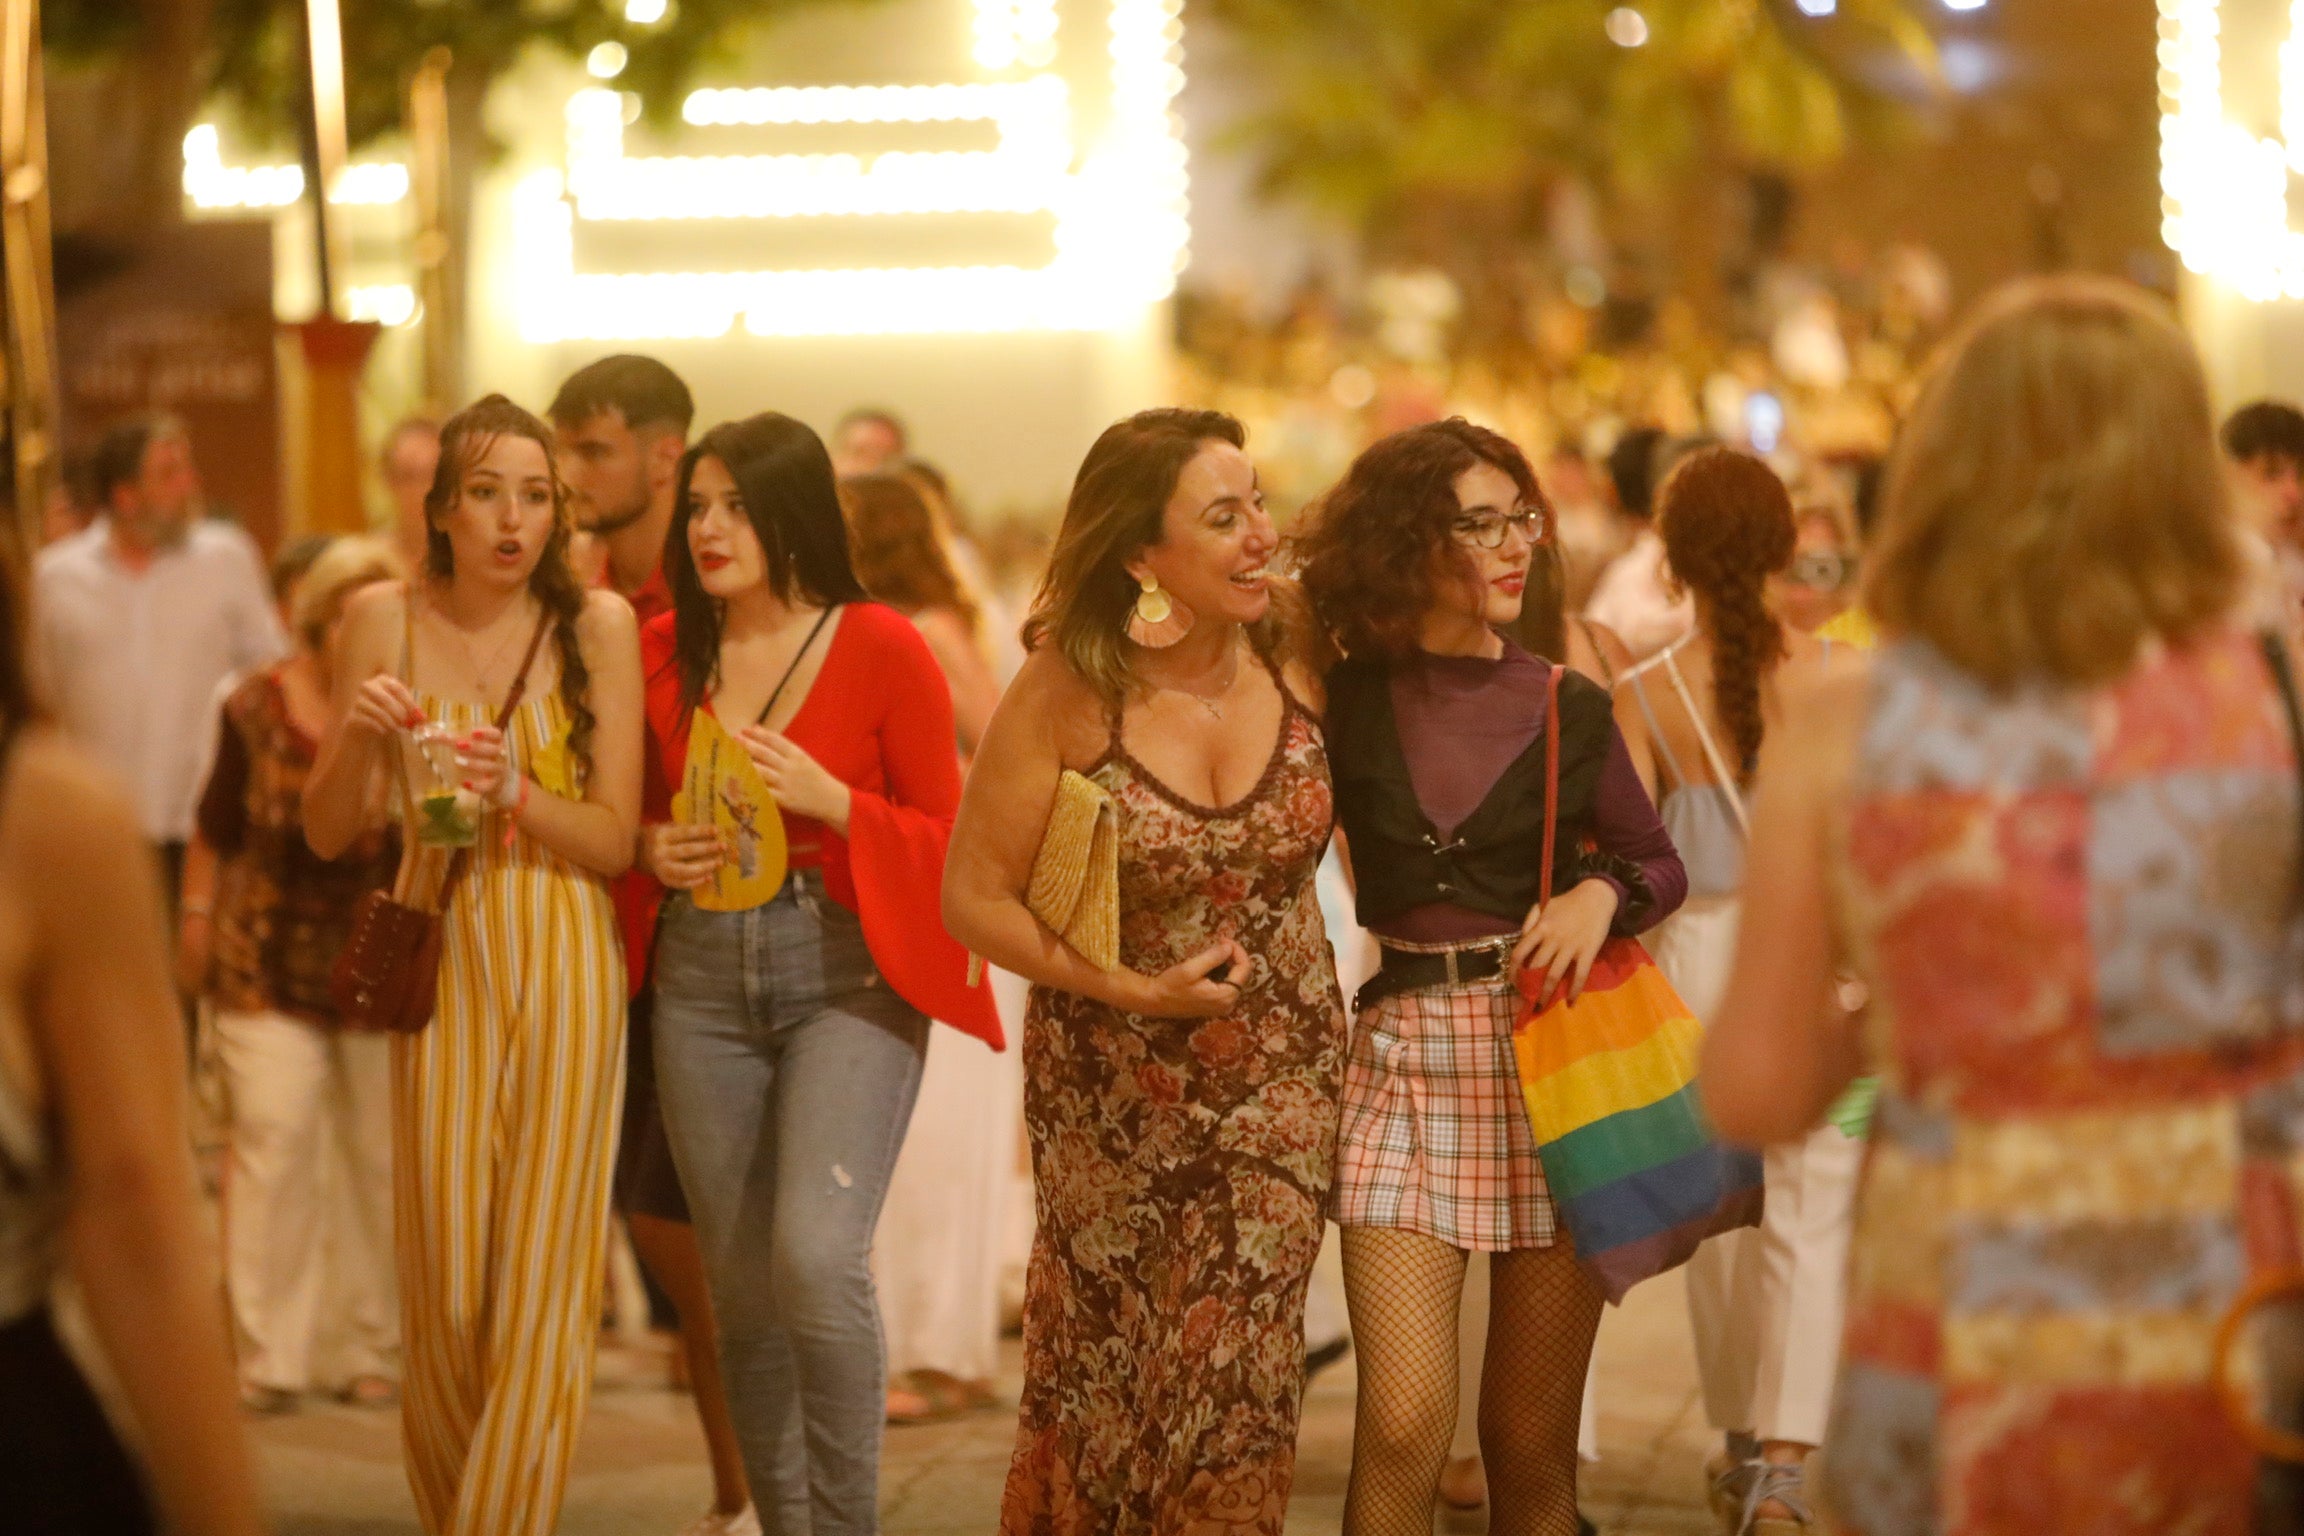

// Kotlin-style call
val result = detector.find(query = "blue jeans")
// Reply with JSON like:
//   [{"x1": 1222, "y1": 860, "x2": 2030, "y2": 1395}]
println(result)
[{"x1": 652, "y1": 873, "x2": 929, "y2": 1535}]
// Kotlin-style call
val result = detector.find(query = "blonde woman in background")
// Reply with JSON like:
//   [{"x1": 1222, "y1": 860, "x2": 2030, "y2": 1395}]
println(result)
[{"x1": 185, "y1": 535, "x2": 408, "y2": 1416}]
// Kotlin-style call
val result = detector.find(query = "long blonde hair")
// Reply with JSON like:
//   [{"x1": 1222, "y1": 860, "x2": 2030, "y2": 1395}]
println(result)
[{"x1": 1865, "y1": 275, "x2": 2242, "y2": 690}]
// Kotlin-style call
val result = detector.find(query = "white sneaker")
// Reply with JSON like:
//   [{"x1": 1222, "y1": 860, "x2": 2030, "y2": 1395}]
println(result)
[{"x1": 677, "y1": 1507, "x2": 760, "y2": 1536}]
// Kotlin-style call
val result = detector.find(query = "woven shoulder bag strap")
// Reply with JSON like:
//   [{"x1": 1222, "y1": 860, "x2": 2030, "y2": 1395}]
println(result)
[{"x1": 2261, "y1": 630, "x2": 2304, "y2": 909}]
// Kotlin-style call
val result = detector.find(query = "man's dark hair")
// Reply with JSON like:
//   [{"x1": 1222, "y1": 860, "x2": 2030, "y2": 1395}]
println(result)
[
  {"x1": 837, "y1": 406, "x2": 908, "y2": 450},
  {"x1": 57, "y1": 447, "x2": 99, "y2": 515},
  {"x1": 92, "y1": 413, "x2": 185, "y2": 508},
  {"x1": 548, "y1": 354, "x2": 694, "y2": 436},
  {"x1": 2221, "y1": 400, "x2": 2304, "y2": 468},
  {"x1": 1606, "y1": 425, "x2": 1668, "y2": 521}
]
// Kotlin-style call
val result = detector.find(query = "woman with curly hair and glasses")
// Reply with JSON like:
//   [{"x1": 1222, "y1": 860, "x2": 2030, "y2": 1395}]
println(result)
[
  {"x1": 1615, "y1": 447, "x2": 1853, "y2": 1536},
  {"x1": 1296, "y1": 418, "x2": 1686, "y2": 1536},
  {"x1": 304, "y1": 394, "x2": 644, "y2": 1536}
]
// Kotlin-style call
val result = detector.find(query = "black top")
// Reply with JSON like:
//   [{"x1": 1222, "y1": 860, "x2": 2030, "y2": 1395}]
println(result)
[{"x1": 1327, "y1": 651, "x2": 1686, "y2": 937}]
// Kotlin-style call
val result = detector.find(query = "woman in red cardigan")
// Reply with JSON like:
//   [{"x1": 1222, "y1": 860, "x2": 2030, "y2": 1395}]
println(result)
[{"x1": 637, "y1": 411, "x2": 996, "y2": 1535}]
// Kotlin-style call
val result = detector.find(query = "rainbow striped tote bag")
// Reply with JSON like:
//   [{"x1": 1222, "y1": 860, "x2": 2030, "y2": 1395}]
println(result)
[{"x1": 1509, "y1": 665, "x2": 1762, "y2": 1303}]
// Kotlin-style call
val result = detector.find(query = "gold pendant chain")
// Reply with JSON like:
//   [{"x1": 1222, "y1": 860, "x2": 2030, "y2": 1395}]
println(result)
[{"x1": 1160, "y1": 635, "x2": 1243, "y2": 720}]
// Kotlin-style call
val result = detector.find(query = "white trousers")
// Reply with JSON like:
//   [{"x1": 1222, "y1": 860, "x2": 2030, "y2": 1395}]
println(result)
[
  {"x1": 876, "y1": 978, "x2": 1026, "y2": 1386},
  {"x1": 1652, "y1": 896, "x2": 1863, "y2": 1448},
  {"x1": 1682, "y1": 1123, "x2": 1863, "y2": 1445},
  {"x1": 214, "y1": 1008, "x2": 398, "y2": 1392}
]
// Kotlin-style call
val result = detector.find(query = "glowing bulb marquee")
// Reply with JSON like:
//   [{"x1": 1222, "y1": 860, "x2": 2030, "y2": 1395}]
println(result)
[
  {"x1": 2160, "y1": 0, "x2": 2304, "y2": 300},
  {"x1": 182, "y1": 0, "x2": 1191, "y2": 340}
]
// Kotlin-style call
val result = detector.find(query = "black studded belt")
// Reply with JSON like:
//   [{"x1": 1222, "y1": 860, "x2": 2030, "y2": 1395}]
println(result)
[{"x1": 1354, "y1": 937, "x2": 1516, "y2": 1012}]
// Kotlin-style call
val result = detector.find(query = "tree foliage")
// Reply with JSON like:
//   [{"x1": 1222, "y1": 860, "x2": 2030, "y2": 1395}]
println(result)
[{"x1": 1199, "y1": 0, "x2": 1937, "y2": 255}]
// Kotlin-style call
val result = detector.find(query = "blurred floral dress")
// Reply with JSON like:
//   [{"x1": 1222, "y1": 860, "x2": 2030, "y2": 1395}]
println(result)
[
  {"x1": 1001, "y1": 662, "x2": 1347, "y2": 1536},
  {"x1": 1828, "y1": 631, "x2": 2304, "y2": 1536}
]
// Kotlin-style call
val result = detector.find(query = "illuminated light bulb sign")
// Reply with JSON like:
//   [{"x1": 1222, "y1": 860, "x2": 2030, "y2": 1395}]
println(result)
[
  {"x1": 181, "y1": 123, "x2": 410, "y2": 210},
  {"x1": 515, "y1": 0, "x2": 1192, "y2": 341},
  {"x1": 2159, "y1": 0, "x2": 2304, "y2": 301}
]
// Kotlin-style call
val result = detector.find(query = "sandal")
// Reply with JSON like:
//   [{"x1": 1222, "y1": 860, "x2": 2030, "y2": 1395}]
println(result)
[
  {"x1": 1736, "y1": 1462, "x2": 1814, "y2": 1536},
  {"x1": 885, "y1": 1369, "x2": 995, "y2": 1425},
  {"x1": 339, "y1": 1374, "x2": 399, "y2": 1409},
  {"x1": 1706, "y1": 1450, "x2": 1759, "y2": 1531}
]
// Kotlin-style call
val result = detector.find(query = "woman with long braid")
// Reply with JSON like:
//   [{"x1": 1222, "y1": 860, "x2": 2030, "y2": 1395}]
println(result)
[
  {"x1": 1617, "y1": 447, "x2": 1855, "y2": 1536},
  {"x1": 305, "y1": 394, "x2": 643, "y2": 1535}
]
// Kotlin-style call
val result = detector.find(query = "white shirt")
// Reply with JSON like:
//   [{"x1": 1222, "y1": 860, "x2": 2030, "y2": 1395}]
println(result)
[
  {"x1": 31, "y1": 518, "x2": 287, "y2": 842},
  {"x1": 1584, "y1": 529, "x2": 1694, "y2": 661}
]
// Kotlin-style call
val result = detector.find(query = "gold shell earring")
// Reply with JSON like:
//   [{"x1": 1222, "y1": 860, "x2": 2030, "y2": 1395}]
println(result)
[{"x1": 1125, "y1": 572, "x2": 1193, "y2": 649}]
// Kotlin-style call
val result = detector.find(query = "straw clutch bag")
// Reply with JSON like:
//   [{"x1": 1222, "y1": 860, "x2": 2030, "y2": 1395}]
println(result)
[
  {"x1": 1026, "y1": 769, "x2": 1120, "y2": 971},
  {"x1": 971, "y1": 768, "x2": 1120, "y2": 986}
]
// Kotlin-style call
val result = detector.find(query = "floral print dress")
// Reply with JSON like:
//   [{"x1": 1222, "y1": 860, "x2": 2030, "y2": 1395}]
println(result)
[
  {"x1": 1827, "y1": 631, "x2": 2304, "y2": 1536},
  {"x1": 1001, "y1": 659, "x2": 1348, "y2": 1536}
]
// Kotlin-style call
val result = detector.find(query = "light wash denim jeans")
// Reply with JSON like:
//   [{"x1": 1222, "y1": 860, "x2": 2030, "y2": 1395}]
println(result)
[{"x1": 652, "y1": 871, "x2": 929, "y2": 1536}]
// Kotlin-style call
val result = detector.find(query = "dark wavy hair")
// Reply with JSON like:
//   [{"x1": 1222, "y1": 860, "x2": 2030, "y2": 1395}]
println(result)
[
  {"x1": 1656, "y1": 447, "x2": 1795, "y2": 776},
  {"x1": 423, "y1": 394, "x2": 595, "y2": 770},
  {"x1": 1295, "y1": 418, "x2": 1550, "y2": 662},
  {"x1": 1023, "y1": 408, "x2": 1285, "y2": 703},
  {"x1": 666, "y1": 412, "x2": 869, "y2": 710}
]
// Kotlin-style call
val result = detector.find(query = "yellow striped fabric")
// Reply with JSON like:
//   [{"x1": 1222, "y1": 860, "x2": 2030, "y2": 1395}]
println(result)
[{"x1": 392, "y1": 690, "x2": 627, "y2": 1536}]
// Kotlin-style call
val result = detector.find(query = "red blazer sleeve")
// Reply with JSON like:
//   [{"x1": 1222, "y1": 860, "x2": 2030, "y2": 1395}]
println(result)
[{"x1": 847, "y1": 611, "x2": 1005, "y2": 1050}]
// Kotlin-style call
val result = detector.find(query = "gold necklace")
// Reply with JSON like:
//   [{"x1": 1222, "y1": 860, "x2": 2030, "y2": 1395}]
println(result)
[
  {"x1": 433, "y1": 594, "x2": 534, "y2": 705},
  {"x1": 1159, "y1": 635, "x2": 1242, "y2": 719}
]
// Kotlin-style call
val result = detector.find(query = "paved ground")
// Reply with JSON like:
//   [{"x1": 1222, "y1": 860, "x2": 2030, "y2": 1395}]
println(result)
[{"x1": 251, "y1": 1267, "x2": 1717, "y2": 1535}]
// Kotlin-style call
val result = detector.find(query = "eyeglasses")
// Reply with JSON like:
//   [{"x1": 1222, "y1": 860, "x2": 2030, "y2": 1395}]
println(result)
[
  {"x1": 1450, "y1": 506, "x2": 1547, "y2": 550},
  {"x1": 1787, "y1": 550, "x2": 1855, "y2": 592}
]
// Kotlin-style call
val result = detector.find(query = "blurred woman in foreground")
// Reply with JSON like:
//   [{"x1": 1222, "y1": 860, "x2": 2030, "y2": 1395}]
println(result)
[
  {"x1": 1704, "y1": 275, "x2": 2304, "y2": 1534},
  {"x1": 0, "y1": 554, "x2": 262, "y2": 1530}
]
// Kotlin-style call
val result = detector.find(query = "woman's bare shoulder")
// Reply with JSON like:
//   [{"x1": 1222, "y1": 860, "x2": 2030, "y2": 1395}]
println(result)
[
  {"x1": 342, "y1": 578, "x2": 409, "y2": 633},
  {"x1": 0, "y1": 728, "x2": 145, "y2": 868},
  {"x1": 579, "y1": 585, "x2": 636, "y2": 629},
  {"x1": 999, "y1": 649, "x2": 1109, "y2": 765}
]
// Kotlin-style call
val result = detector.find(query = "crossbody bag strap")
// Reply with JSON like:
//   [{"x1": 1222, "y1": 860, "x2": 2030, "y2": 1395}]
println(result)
[
  {"x1": 2261, "y1": 630, "x2": 2304, "y2": 908},
  {"x1": 430, "y1": 608, "x2": 555, "y2": 913},
  {"x1": 1659, "y1": 647, "x2": 1752, "y2": 841},
  {"x1": 1540, "y1": 662, "x2": 1563, "y2": 909}
]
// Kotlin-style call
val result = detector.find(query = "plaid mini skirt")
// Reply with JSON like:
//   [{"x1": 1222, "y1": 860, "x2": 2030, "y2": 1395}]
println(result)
[{"x1": 1331, "y1": 975, "x2": 1557, "y2": 1251}]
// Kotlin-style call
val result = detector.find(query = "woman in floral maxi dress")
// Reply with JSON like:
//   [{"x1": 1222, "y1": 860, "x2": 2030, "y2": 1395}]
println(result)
[{"x1": 946, "y1": 408, "x2": 1346, "y2": 1535}]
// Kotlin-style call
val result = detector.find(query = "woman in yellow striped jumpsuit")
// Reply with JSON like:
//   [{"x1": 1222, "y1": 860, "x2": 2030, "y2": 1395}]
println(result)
[{"x1": 306, "y1": 395, "x2": 644, "y2": 1535}]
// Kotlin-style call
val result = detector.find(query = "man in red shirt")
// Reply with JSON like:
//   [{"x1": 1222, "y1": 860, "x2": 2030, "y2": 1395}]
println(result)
[{"x1": 550, "y1": 358, "x2": 755, "y2": 1536}]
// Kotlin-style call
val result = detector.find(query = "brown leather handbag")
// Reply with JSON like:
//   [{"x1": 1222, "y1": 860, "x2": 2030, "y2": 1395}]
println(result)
[{"x1": 331, "y1": 611, "x2": 551, "y2": 1034}]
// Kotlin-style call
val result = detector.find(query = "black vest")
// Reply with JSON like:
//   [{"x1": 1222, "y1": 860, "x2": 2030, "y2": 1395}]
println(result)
[{"x1": 1327, "y1": 654, "x2": 1619, "y2": 928}]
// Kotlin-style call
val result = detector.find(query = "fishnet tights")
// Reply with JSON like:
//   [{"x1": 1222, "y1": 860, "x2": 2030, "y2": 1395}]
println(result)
[{"x1": 1341, "y1": 1227, "x2": 1604, "y2": 1536}]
